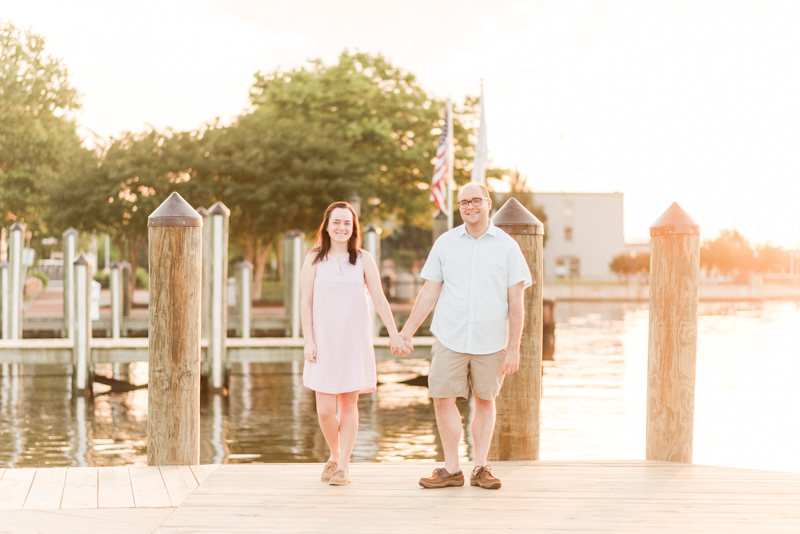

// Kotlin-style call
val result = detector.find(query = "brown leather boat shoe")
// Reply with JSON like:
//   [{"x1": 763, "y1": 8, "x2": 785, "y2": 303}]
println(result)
[
  {"x1": 470, "y1": 465, "x2": 501, "y2": 489},
  {"x1": 419, "y1": 468, "x2": 464, "y2": 488}
]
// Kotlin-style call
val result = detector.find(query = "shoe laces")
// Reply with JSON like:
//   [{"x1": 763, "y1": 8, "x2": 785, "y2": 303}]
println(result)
[{"x1": 472, "y1": 465, "x2": 493, "y2": 477}]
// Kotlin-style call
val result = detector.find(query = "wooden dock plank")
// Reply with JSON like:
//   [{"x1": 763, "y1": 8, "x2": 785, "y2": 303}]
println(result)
[
  {"x1": 98, "y1": 466, "x2": 134, "y2": 508},
  {"x1": 189, "y1": 464, "x2": 220, "y2": 486},
  {"x1": 22, "y1": 467, "x2": 68, "y2": 510},
  {"x1": 159, "y1": 466, "x2": 198, "y2": 507},
  {"x1": 0, "y1": 468, "x2": 36, "y2": 511},
  {"x1": 61, "y1": 467, "x2": 98, "y2": 509},
  {"x1": 129, "y1": 466, "x2": 171, "y2": 508},
  {"x1": 0, "y1": 508, "x2": 175, "y2": 534}
]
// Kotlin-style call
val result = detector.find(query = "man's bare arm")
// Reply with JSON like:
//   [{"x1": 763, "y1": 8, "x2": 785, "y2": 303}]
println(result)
[{"x1": 503, "y1": 281, "x2": 525, "y2": 374}]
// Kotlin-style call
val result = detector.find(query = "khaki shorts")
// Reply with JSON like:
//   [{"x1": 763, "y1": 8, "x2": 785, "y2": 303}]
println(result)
[{"x1": 428, "y1": 339, "x2": 506, "y2": 401}]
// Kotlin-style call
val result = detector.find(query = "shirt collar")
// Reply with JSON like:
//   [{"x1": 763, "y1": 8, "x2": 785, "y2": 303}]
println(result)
[{"x1": 457, "y1": 219, "x2": 498, "y2": 239}]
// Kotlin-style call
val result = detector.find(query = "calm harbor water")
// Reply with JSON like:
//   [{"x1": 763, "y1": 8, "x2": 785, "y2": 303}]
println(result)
[{"x1": 1, "y1": 300, "x2": 798, "y2": 473}]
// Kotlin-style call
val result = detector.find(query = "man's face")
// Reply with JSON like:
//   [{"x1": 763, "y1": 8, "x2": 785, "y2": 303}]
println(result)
[{"x1": 458, "y1": 185, "x2": 492, "y2": 225}]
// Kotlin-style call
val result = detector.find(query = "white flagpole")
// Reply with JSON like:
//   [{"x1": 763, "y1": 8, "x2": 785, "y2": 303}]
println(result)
[
  {"x1": 471, "y1": 82, "x2": 488, "y2": 185},
  {"x1": 446, "y1": 99, "x2": 455, "y2": 230}
]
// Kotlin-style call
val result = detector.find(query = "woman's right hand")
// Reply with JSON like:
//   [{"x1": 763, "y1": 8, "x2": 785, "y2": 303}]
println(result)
[{"x1": 304, "y1": 341, "x2": 316, "y2": 362}]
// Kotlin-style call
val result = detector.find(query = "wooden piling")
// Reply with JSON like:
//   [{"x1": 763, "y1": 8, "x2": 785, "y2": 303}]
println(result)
[
  {"x1": 489, "y1": 197, "x2": 544, "y2": 461},
  {"x1": 235, "y1": 261, "x2": 252, "y2": 339},
  {"x1": 0, "y1": 261, "x2": 9, "y2": 340},
  {"x1": 432, "y1": 210, "x2": 448, "y2": 243},
  {"x1": 646, "y1": 202, "x2": 700, "y2": 463},
  {"x1": 147, "y1": 192, "x2": 203, "y2": 466},
  {"x1": 8, "y1": 222, "x2": 25, "y2": 340},
  {"x1": 283, "y1": 231, "x2": 304, "y2": 338},
  {"x1": 364, "y1": 225, "x2": 382, "y2": 337},
  {"x1": 121, "y1": 261, "x2": 132, "y2": 318},
  {"x1": 197, "y1": 207, "x2": 211, "y2": 345},
  {"x1": 208, "y1": 201, "x2": 230, "y2": 393},
  {"x1": 62, "y1": 228, "x2": 78, "y2": 340},
  {"x1": 73, "y1": 253, "x2": 93, "y2": 395},
  {"x1": 109, "y1": 262, "x2": 122, "y2": 339}
]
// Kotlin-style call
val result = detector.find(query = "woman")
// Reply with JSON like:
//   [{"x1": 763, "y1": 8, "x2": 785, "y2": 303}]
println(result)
[{"x1": 301, "y1": 201, "x2": 408, "y2": 486}]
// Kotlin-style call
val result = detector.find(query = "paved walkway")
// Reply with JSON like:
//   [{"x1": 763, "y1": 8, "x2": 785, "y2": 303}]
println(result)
[{"x1": 1, "y1": 461, "x2": 799, "y2": 532}]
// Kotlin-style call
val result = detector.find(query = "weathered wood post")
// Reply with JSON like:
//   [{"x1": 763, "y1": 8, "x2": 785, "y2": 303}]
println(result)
[
  {"x1": 109, "y1": 262, "x2": 122, "y2": 339},
  {"x1": 147, "y1": 192, "x2": 202, "y2": 466},
  {"x1": 62, "y1": 228, "x2": 78, "y2": 339},
  {"x1": 73, "y1": 253, "x2": 93, "y2": 395},
  {"x1": 196, "y1": 207, "x2": 211, "y2": 344},
  {"x1": 121, "y1": 261, "x2": 132, "y2": 317},
  {"x1": 0, "y1": 262, "x2": 9, "y2": 340},
  {"x1": 646, "y1": 202, "x2": 700, "y2": 463},
  {"x1": 363, "y1": 225, "x2": 382, "y2": 337},
  {"x1": 8, "y1": 222, "x2": 25, "y2": 340},
  {"x1": 235, "y1": 261, "x2": 252, "y2": 339},
  {"x1": 283, "y1": 231, "x2": 304, "y2": 338},
  {"x1": 489, "y1": 197, "x2": 544, "y2": 461},
  {"x1": 208, "y1": 201, "x2": 230, "y2": 393}
]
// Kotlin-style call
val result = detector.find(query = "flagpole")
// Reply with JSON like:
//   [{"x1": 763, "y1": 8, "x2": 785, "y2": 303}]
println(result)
[{"x1": 446, "y1": 99, "x2": 454, "y2": 230}]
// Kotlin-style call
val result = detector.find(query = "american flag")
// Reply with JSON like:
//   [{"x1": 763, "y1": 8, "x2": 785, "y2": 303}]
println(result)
[{"x1": 430, "y1": 107, "x2": 450, "y2": 211}]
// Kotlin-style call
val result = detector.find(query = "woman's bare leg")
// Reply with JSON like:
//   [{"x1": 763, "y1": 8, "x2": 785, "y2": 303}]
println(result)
[
  {"x1": 315, "y1": 392, "x2": 340, "y2": 462},
  {"x1": 336, "y1": 391, "x2": 360, "y2": 472}
]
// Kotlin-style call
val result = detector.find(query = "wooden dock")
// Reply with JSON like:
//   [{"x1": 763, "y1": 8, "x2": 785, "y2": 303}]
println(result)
[{"x1": 1, "y1": 461, "x2": 799, "y2": 532}]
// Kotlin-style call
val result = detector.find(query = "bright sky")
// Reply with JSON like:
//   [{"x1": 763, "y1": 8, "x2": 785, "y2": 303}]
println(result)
[{"x1": 3, "y1": 0, "x2": 800, "y2": 247}]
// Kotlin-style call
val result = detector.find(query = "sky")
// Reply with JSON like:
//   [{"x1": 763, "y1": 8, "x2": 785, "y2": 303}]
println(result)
[{"x1": 2, "y1": 0, "x2": 800, "y2": 247}]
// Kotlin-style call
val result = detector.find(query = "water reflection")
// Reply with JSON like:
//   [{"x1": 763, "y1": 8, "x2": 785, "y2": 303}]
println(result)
[{"x1": 1, "y1": 301, "x2": 798, "y2": 473}]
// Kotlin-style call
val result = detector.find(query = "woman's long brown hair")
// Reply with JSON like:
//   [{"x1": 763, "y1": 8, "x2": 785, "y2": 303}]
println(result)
[{"x1": 311, "y1": 201, "x2": 362, "y2": 265}]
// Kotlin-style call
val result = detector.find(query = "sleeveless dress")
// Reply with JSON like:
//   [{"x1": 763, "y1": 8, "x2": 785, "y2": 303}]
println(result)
[{"x1": 302, "y1": 252, "x2": 377, "y2": 394}]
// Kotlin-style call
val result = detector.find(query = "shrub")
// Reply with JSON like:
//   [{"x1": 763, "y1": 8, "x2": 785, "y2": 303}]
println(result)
[{"x1": 135, "y1": 267, "x2": 149, "y2": 289}]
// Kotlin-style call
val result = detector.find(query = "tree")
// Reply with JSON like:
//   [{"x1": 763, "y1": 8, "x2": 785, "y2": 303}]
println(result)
[
  {"x1": 701, "y1": 230, "x2": 754, "y2": 278},
  {"x1": 0, "y1": 22, "x2": 84, "y2": 234},
  {"x1": 609, "y1": 251, "x2": 650, "y2": 282}
]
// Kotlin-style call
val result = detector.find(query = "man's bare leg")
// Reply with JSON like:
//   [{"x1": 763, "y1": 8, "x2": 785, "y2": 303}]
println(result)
[
  {"x1": 471, "y1": 395, "x2": 496, "y2": 467},
  {"x1": 433, "y1": 397, "x2": 462, "y2": 473}
]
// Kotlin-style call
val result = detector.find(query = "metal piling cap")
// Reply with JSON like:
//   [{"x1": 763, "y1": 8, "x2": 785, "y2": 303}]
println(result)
[
  {"x1": 9, "y1": 222, "x2": 26, "y2": 232},
  {"x1": 364, "y1": 224, "x2": 382, "y2": 234},
  {"x1": 110, "y1": 261, "x2": 121, "y2": 269},
  {"x1": 285, "y1": 230, "x2": 304, "y2": 239},
  {"x1": 649, "y1": 202, "x2": 700, "y2": 236},
  {"x1": 491, "y1": 197, "x2": 544, "y2": 235},
  {"x1": 74, "y1": 253, "x2": 91, "y2": 266},
  {"x1": 62, "y1": 227, "x2": 78, "y2": 237},
  {"x1": 208, "y1": 201, "x2": 230, "y2": 217},
  {"x1": 148, "y1": 192, "x2": 203, "y2": 227},
  {"x1": 236, "y1": 260, "x2": 253, "y2": 270},
  {"x1": 196, "y1": 206, "x2": 209, "y2": 217}
]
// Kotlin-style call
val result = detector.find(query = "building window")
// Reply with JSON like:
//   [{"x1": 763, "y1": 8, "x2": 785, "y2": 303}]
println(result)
[
  {"x1": 555, "y1": 257, "x2": 580, "y2": 279},
  {"x1": 564, "y1": 227, "x2": 573, "y2": 241}
]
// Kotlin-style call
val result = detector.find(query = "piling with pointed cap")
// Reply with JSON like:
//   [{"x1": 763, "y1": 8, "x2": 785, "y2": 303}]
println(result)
[
  {"x1": 0, "y1": 262, "x2": 9, "y2": 340},
  {"x1": 646, "y1": 202, "x2": 700, "y2": 464},
  {"x1": 488, "y1": 197, "x2": 544, "y2": 461},
  {"x1": 235, "y1": 261, "x2": 252, "y2": 339},
  {"x1": 147, "y1": 192, "x2": 203, "y2": 465},
  {"x1": 207, "y1": 201, "x2": 230, "y2": 393},
  {"x1": 73, "y1": 253, "x2": 93, "y2": 394},
  {"x1": 196, "y1": 207, "x2": 211, "y2": 347}
]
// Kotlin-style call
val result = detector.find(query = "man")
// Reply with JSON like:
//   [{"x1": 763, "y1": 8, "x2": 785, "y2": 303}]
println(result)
[{"x1": 400, "y1": 182, "x2": 532, "y2": 490}]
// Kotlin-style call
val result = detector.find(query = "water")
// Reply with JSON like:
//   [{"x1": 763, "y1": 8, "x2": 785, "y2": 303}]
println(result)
[{"x1": 1, "y1": 301, "x2": 798, "y2": 473}]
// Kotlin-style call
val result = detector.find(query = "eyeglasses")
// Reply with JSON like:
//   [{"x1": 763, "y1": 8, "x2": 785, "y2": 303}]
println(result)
[{"x1": 457, "y1": 197, "x2": 490, "y2": 209}]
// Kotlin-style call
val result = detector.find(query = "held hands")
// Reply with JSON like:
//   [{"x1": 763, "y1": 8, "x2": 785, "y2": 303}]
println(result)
[
  {"x1": 390, "y1": 332, "x2": 413, "y2": 357},
  {"x1": 303, "y1": 341, "x2": 316, "y2": 362},
  {"x1": 502, "y1": 346, "x2": 520, "y2": 375}
]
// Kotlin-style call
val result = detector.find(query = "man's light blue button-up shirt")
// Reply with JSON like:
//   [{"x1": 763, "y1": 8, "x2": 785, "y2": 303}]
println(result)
[{"x1": 420, "y1": 220, "x2": 533, "y2": 355}]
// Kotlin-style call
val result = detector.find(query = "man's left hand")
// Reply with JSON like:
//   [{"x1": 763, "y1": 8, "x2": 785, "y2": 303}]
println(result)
[{"x1": 502, "y1": 346, "x2": 520, "y2": 375}]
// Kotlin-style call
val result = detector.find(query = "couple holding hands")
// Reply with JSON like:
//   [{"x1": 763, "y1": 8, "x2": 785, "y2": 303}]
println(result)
[{"x1": 301, "y1": 183, "x2": 532, "y2": 489}]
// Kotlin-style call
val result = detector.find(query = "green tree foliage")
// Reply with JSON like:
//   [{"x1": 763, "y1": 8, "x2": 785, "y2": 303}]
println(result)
[
  {"x1": 0, "y1": 21, "x2": 85, "y2": 233},
  {"x1": 609, "y1": 251, "x2": 650, "y2": 281},
  {"x1": 700, "y1": 230, "x2": 790, "y2": 277}
]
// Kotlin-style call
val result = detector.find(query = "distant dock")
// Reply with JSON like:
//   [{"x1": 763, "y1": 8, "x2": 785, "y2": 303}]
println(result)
[{"x1": 1, "y1": 461, "x2": 799, "y2": 532}]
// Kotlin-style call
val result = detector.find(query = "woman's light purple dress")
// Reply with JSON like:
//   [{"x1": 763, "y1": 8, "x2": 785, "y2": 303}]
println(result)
[{"x1": 303, "y1": 252, "x2": 377, "y2": 394}]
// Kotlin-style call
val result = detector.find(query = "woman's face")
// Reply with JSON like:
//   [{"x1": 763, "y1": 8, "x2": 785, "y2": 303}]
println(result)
[{"x1": 327, "y1": 207, "x2": 354, "y2": 244}]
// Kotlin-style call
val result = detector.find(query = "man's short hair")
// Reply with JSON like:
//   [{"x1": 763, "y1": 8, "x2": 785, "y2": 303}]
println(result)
[{"x1": 459, "y1": 183, "x2": 490, "y2": 199}]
